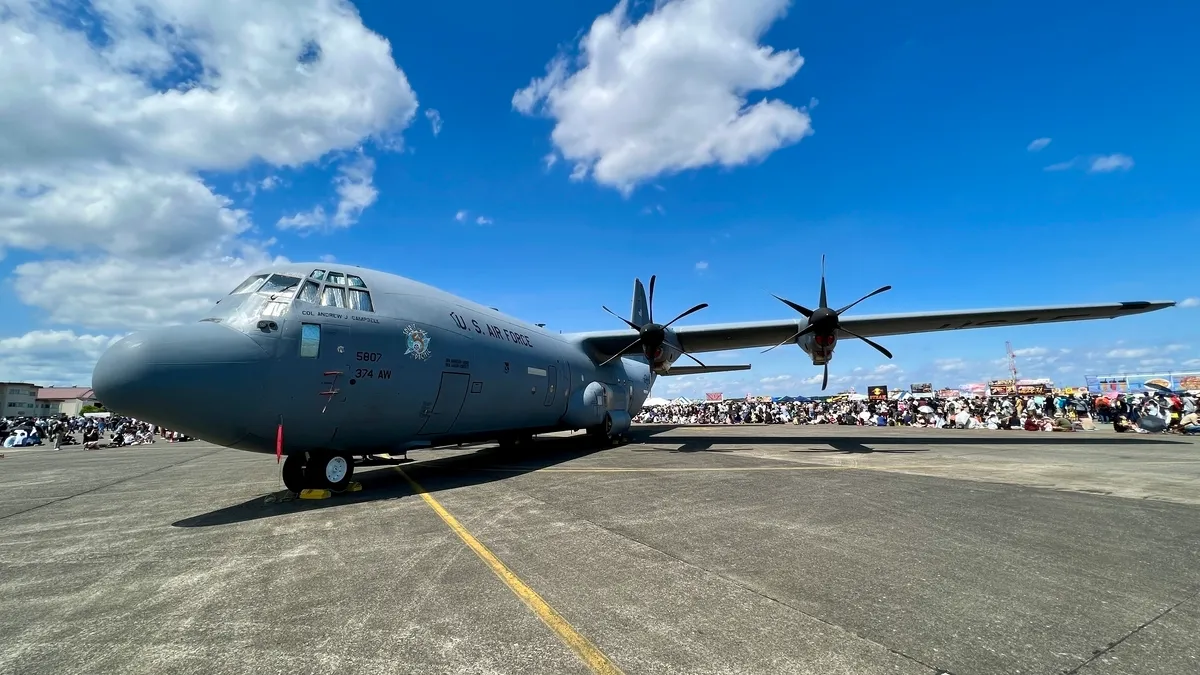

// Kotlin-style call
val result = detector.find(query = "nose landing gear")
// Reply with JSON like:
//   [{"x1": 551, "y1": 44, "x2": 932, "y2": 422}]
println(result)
[{"x1": 281, "y1": 450, "x2": 355, "y2": 493}]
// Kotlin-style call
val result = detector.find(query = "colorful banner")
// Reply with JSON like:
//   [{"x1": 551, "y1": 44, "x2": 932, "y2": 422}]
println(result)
[
  {"x1": 989, "y1": 379, "x2": 1016, "y2": 396},
  {"x1": 868, "y1": 385, "x2": 889, "y2": 401},
  {"x1": 910, "y1": 382, "x2": 933, "y2": 393},
  {"x1": 1086, "y1": 372, "x2": 1200, "y2": 394},
  {"x1": 1016, "y1": 383, "x2": 1050, "y2": 395},
  {"x1": 937, "y1": 389, "x2": 960, "y2": 398},
  {"x1": 705, "y1": 392, "x2": 723, "y2": 401}
]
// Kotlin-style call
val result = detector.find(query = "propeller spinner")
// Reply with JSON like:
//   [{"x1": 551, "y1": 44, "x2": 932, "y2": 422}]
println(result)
[
  {"x1": 600, "y1": 275, "x2": 709, "y2": 368},
  {"x1": 764, "y1": 255, "x2": 894, "y2": 390}
]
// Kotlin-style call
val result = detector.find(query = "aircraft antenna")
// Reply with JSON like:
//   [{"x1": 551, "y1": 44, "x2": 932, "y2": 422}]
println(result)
[{"x1": 1006, "y1": 341, "x2": 1018, "y2": 381}]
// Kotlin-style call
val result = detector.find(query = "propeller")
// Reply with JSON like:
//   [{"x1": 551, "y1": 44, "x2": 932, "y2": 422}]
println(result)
[
  {"x1": 600, "y1": 275, "x2": 709, "y2": 368},
  {"x1": 763, "y1": 255, "x2": 894, "y2": 390}
]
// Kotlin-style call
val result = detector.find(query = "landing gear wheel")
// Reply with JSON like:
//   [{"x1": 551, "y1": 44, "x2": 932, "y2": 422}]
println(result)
[
  {"x1": 586, "y1": 414, "x2": 616, "y2": 447},
  {"x1": 282, "y1": 454, "x2": 306, "y2": 493},
  {"x1": 307, "y1": 451, "x2": 355, "y2": 491}
]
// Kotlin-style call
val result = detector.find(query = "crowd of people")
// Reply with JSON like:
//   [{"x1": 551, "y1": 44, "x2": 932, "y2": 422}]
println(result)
[
  {"x1": 1, "y1": 414, "x2": 192, "y2": 450},
  {"x1": 634, "y1": 390, "x2": 1200, "y2": 434}
]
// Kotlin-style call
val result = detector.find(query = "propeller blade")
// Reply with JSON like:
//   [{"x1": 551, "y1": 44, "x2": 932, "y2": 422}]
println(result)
[
  {"x1": 822, "y1": 363, "x2": 829, "y2": 390},
  {"x1": 760, "y1": 321, "x2": 818, "y2": 353},
  {"x1": 771, "y1": 294, "x2": 814, "y2": 318},
  {"x1": 682, "y1": 351, "x2": 707, "y2": 368},
  {"x1": 648, "y1": 275, "x2": 656, "y2": 324},
  {"x1": 840, "y1": 327, "x2": 894, "y2": 359},
  {"x1": 835, "y1": 285, "x2": 892, "y2": 315},
  {"x1": 819, "y1": 254, "x2": 828, "y2": 309},
  {"x1": 662, "y1": 302, "x2": 708, "y2": 329},
  {"x1": 599, "y1": 336, "x2": 643, "y2": 367},
  {"x1": 602, "y1": 305, "x2": 641, "y2": 331},
  {"x1": 761, "y1": 331, "x2": 801, "y2": 354}
]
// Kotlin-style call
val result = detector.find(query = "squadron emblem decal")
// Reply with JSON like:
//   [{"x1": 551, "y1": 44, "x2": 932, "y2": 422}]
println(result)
[{"x1": 404, "y1": 325, "x2": 432, "y2": 361}]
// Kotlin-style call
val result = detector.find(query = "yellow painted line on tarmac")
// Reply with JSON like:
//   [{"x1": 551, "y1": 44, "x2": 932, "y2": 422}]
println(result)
[{"x1": 396, "y1": 468, "x2": 625, "y2": 675}]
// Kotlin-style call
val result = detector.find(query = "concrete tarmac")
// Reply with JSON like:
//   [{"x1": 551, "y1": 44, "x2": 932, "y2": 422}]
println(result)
[{"x1": 1, "y1": 425, "x2": 1198, "y2": 675}]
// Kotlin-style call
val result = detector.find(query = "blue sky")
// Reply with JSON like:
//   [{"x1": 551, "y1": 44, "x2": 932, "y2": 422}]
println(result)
[{"x1": 0, "y1": 0, "x2": 1197, "y2": 393}]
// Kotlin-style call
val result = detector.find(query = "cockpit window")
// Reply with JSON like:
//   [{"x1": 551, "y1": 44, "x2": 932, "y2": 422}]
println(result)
[
  {"x1": 321, "y1": 285, "x2": 347, "y2": 308},
  {"x1": 309, "y1": 269, "x2": 326, "y2": 281},
  {"x1": 326, "y1": 271, "x2": 346, "y2": 286},
  {"x1": 347, "y1": 275, "x2": 367, "y2": 288},
  {"x1": 259, "y1": 274, "x2": 302, "y2": 296},
  {"x1": 229, "y1": 274, "x2": 268, "y2": 295},
  {"x1": 297, "y1": 280, "x2": 320, "y2": 304},
  {"x1": 348, "y1": 289, "x2": 373, "y2": 312}
]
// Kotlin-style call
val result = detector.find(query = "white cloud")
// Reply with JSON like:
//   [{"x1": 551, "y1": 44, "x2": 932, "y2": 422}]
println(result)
[
  {"x1": 455, "y1": 210, "x2": 469, "y2": 222},
  {"x1": 277, "y1": 152, "x2": 379, "y2": 231},
  {"x1": 0, "y1": 0, "x2": 418, "y2": 382},
  {"x1": 1012, "y1": 347, "x2": 1048, "y2": 357},
  {"x1": 1105, "y1": 348, "x2": 1151, "y2": 359},
  {"x1": 1180, "y1": 297, "x2": 1199, "y2": 308},
  {"x1": 0, "y1": 331, "x2": 122, "y2": 387},
  {"x1": 1164, "y1": 344, "x2": 1189, "y2": 353},
  {"x1": 320, "y1": 254, "x2": 337, "y2": 263},
  {"x1": 695, "y1": 261, "x2": 709, "y2": 271},
  {"x1": 1027, "y1": 137, "x2": 1051, "y2": 152},
  {"x1": 760, "y1": 374, "x2": 792, "y2": 383},
  {"x1": 1088, "y1": 153, "x2": 1134, "y2": 173},
  {"x1": 543, "y1": 153, "x2": 559, "y2": 169},
  {"x1": 1183, "y1": 359, "x2": 1200, "y2": 368},
  {"x1": 1044, "y1": 154, "x2": 1134, "y2": 174},
  {"x1": 1044, "y1": 159, "x2": 1078, "y2": 172},
  {"x1": 476, "y1": 215, "x2": 493, "y2": 225},
  {"x1": 513, "y1": 0, "x2": 812, "y2": 193},
  {"x1": 934, "y1": 358, "x2": 966, "y2": 372},
  {"x1": 425, "y1": 109, "x2": 443, "y2": 136}
]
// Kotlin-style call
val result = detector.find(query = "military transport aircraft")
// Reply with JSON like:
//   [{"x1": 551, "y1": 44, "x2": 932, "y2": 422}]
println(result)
[{"x1": 91, "y1": 260, "x2": 1174, "y2": 493}]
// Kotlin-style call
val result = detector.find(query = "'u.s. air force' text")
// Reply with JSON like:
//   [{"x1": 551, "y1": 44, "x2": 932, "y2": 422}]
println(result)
[{"x1": 448, "y1": 312, "x2": 533, "y2": 348}]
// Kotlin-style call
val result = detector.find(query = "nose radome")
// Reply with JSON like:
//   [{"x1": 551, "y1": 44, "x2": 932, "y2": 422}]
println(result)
[{"x1": 92, "y1": 323, "x2": 270, "y2": 443}]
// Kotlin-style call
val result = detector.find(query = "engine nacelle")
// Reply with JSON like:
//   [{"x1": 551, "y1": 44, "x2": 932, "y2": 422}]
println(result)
[
  {"x1": 798, "y1": 330, "x2": 838, "y2": 366},
  {"x1": 648, "y1": 338, "x2": 683, "y2": 374}
]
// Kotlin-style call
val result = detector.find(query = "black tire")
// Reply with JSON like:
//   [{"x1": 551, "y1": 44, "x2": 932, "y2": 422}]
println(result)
[
  {"x1": 309, "y1": 451, "x2": 354, "y2": 491},
  {"x1": 282, "y1": 455, "x2": 306, "y2": 493}
]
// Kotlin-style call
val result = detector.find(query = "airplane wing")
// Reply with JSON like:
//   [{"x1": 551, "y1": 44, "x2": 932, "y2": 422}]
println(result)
[{"x1": 573, "y1": 300, "x2": 1175, "y2": 360}]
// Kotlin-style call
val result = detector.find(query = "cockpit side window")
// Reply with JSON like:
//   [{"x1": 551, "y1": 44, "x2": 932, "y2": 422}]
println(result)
[
  {"x1": 300, "y1": 324, "x2": 321, "y2": 358},
  {"x1": 326, "y1": 271, "x2": 346, "y2": 286},
  {"x1": 348, "y1": 288, "x2": 373, "y2": 312},
  {"x1": 297, "y1": 280, "x2": 321, "y2": 304},
  {"x1": 321, "y1": 285, "x2": 347, "y2": 308},
  {"x1": 229, "y1": 274, "x2": 268, "y2": 295},
  {"x1": 259, "y1": 274, "x2": 302, "y2": 297}
]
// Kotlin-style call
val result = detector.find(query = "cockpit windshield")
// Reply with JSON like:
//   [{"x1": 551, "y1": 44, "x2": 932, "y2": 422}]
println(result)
[{"x1": 205, "y1": 269, "x2": 376, "y2": 328}]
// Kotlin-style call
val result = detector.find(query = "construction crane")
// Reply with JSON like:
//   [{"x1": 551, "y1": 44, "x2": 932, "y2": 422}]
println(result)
[{"x1": 1006, "y1": 341, "x2": 1019, "y2": 381}]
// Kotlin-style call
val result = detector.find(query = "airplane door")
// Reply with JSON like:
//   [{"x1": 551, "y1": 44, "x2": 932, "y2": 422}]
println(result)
[
  {"x1": 543, "y1": 364, "x2": 558, "y2": 406},
  {"x1": 315, "y1": 323, "x2": 351, "y2": 440},
  {"x1": 419, "y1": 372, "x2": 471, "y2": 435}
]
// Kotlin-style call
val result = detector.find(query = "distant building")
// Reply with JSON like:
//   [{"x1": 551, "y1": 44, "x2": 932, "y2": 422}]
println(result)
[
  {"x1": 35, "y1": 387, "x2": 98, "y2": 417},
  {"x1": 1, "y1": 382, "x2": 40, "y2": 417}
]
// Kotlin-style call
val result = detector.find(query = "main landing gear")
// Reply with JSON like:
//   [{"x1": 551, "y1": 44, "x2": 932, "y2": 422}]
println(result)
[{"x1": 282, "y1": 450, "x2": 355, "y2": 493}]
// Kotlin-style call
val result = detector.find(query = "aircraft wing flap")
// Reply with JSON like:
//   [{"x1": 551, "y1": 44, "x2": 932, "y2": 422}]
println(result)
[{"x1": 660, "y1": 364, "x2": 752, "y2": 376}]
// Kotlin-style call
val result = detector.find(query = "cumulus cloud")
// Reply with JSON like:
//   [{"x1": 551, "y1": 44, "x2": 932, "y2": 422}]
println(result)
[
  {"x1": 513, "y1": 0, "x2": 812, "y2": 193},
  {"x1": 1027, "y1": 137, "x2": 1051, "y2": 152},
  {"x1": 476, "y1": 215, "x2": 493, "y2": 225},
  {"x1": 455, "y1": 210, "x2": 469, "y2": 222},
  {"x1": 0, "y1": 331, "x2": 122, "y2": 387},
  {"x1": 1180, "y1": 297, "x2": 1199, "y2": 308},
  {"x1": 0, "y1": 0, "x2": 418, "y2": 383},
  {"x1": 425, "y1": 109, "x2": 443, "y2": 136},
  {"x1": 277, "y1": 152, "x2": 380, "y2": 231},
  {"x1": 695, "y1": 261, "x2": 709, "y2": 271}
]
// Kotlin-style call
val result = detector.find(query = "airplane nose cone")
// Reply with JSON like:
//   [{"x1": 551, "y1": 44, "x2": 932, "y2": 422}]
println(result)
[{"x1": 92, "y1": 323, "x2": 270, "y2": 445}]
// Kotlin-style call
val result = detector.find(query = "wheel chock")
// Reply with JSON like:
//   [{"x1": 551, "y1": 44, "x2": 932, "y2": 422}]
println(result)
[
  {"x1": 346, "y1": 481, "x2": 363, "y2": 493},
  {"x1": 299, "y1": 488, "x2": 332, "y2": 500}
]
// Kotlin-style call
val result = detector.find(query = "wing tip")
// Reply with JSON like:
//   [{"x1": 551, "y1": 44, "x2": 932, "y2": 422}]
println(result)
[{"x1": 1118, "y1": 300, "x2": 1176, "y2": 312}]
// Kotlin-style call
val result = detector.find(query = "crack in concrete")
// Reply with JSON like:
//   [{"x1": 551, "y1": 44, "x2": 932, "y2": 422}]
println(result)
[{"x1": 1061, "y1": 587, "x2": 1200, "y2": 674}]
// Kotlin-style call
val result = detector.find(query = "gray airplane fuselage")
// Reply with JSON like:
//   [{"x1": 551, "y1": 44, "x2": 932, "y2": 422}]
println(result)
[{"x1": 92, "y1": 263, "x2": 654, "y2": 456}]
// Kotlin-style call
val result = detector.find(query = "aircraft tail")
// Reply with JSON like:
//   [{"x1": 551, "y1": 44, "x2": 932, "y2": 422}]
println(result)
[{"x1": 631, "y1": 278, "x2": 650, "y2": 326}]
